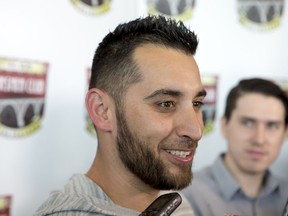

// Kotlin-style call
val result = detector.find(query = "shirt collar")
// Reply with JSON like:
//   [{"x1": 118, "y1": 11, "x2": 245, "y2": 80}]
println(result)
[
  {"x1": 211, "y1": 154, "x2": 240, "y2": 200},
  {"x1": 260, "y1": 170, "x2": 281, "y2": 198},
  {"x1": 68, "y1": 174, "x2": 113, "y2": 204}
]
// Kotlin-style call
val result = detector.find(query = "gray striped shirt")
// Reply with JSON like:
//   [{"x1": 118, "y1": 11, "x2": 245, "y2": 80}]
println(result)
[
  {"x1": 34, "y1": 174, "x2": 195, "y2": 216},
  {"x1": 33, "y1": 174, "x2": 141, "y2": 216}
]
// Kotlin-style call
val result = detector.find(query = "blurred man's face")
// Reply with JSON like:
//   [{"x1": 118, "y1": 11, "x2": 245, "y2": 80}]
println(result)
[
  {"x1": 222, "y1": 93, "x2": 286, "y2": 175},
  {"x1": 116, "y1": 45, "x2": 206, "y2": 190}
]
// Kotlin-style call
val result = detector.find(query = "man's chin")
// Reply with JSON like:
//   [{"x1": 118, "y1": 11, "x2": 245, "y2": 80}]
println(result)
[{"x1": 159, "y1": 173, "x2": 192, "y2": 190}]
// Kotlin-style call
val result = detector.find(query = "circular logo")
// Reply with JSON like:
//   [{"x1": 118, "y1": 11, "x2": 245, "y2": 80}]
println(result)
[
  {"x1": 147, "y1": 0, "x2": 196, "y2": 21},
  {"x1": 0, "y1": 58, "x2": 48, "y2": 137},
  {"x1": 238, "y1": 0, "x2": 284, "y2": 31},
  {"x1": 71, "y1": 0, "x2": 111, "y2": 16}
]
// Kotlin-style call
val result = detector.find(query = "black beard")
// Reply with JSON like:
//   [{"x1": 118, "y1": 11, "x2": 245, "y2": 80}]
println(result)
[{"x1": 116, "y1": 107, "x2": 192, "y2": 190}]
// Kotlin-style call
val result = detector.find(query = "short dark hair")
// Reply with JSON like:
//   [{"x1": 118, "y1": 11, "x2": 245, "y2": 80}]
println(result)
[
  {"x1": 89, "y1": 15, "x2": 198, "y2": 106},
  {"x1": 224, "y1": 78, "x2": 288, "y2": 126}
]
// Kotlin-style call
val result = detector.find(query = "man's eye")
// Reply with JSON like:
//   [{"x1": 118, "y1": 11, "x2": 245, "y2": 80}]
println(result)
[
  {"x1": 159, "y1": 101, "x2": 174, "y2": 108},
  {"x1": 267, "y1": 122, "x2": 278, "y2": 130},
  {"x1": 241, "y1": 119, "x2": 253, "y2": 127},
  {"x1": 193, "y1": 101, "x2": 204, "y2": 109}
]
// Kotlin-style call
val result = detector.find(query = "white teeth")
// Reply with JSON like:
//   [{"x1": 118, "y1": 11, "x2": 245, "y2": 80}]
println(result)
[{"x1": 167, "y1": 150, "x2": 190, "y2": 158}]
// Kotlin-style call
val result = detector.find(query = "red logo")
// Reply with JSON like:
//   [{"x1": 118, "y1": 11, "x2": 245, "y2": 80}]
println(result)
[{"x1": 0, "y1": 57, "x2": 49, "y2": 137}]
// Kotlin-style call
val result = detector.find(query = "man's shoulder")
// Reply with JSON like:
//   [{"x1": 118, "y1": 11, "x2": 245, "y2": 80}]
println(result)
[
  {"x1": 189, "y1": 164, "x2": 217, "y2": 188},
  {"x1": 180, "y1": 156, "x2": 230, "y2": 201},
  {"x1": 33, "y1": 174, "x2": 139, "y2": 216},
  {"x1": 33, "y1": 190, "x2": 112, "y2": 216},
  {"x1": 34, "y1": 191, "x2": 139, "y2": 216},
  {"x1": 270, "y1": 173, "x2": 288, "y2": 198}
]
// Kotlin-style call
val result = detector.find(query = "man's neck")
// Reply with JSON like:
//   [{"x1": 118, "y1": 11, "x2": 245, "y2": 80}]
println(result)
[
  {"x1": 236, "y1": 172, "x2": 264, "y2": 198},
  {"x1": 223, "y1": 154, "x2": 265, "y2": 199},
  {"x1": 86, "y1": 151, "x2": 160, "y2": 212}
]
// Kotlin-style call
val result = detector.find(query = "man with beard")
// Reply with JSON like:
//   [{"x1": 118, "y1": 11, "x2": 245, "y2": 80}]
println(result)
[
  {"x1": 34, "y1": 15, "x2": 206, "y2": 216},
  {"x1": 181, "y1": 78, "x2": 288, "y2": 216}
]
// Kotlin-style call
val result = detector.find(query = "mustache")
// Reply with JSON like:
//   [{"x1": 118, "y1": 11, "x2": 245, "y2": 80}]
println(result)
[{"x1": 162, "y1": 136, "x2": 198, "y2": 149}]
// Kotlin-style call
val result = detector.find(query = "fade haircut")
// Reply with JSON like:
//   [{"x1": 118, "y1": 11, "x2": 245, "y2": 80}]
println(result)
[
  {"x1": 89, "y1": 15, "x2": 198, "y2": 106},
  {"x1": 224, "y1": 78, "x2": 288, "y2": 127}
]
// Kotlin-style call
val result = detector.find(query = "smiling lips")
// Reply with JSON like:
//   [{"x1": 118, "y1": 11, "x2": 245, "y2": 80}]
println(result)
[{"x1": 166, "y1": 150, "x2": 194, "y2": 163}]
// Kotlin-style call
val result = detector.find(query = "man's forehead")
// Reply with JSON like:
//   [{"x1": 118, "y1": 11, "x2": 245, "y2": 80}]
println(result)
[
  {"x1": 234, "y1": 109, "x2": 285, "y2": 124},
  {"x1": 232, "y1": 94, "x2": 285, "y2": 119},
  {"x1": 130, "y1": 45, "x2": 204, "y2": 96}
]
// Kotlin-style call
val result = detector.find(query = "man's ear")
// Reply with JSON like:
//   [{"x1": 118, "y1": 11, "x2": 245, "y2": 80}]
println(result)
[{"x1": 85, "y1": 88, "x2": 113, "y2": 132}]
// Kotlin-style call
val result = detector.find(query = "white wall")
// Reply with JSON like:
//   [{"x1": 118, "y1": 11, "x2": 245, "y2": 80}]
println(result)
[{"x1": 0, "y1": 1, "x2": 287, "y2": 215}]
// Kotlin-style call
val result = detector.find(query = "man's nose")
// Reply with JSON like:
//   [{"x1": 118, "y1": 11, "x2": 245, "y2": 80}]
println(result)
[
  {"x1": 253, "y1": 124, "x2": 266, "y2": 145},
  {"x1": 175, "y1": 107, "x2": 203, "y2": 141}
]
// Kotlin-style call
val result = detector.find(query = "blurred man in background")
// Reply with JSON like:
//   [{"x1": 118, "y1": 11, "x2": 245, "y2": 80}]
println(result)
[{"x1": 182, "y1": 78, "x2": 288, "y2": 216}]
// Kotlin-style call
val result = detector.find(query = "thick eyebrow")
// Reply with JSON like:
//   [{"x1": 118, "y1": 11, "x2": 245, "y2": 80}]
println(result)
[
  {"x1": 196, "y1": 89, "x2": 207, "y2": 98},
  {"x1": 239, "y1": 116, "x2": 256, "y2": 122},
  {"x1": 144, "y1": 88, "x2": 207, "y2": 100}
]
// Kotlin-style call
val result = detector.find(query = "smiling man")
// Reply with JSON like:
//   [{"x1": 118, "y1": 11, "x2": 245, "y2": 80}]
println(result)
[
  {"x1": 182, "y1": 78, "x2": 288, "y2": 216},
  {"x1": 34, "y1": 15, "x2": 206, "y2": 216}
]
